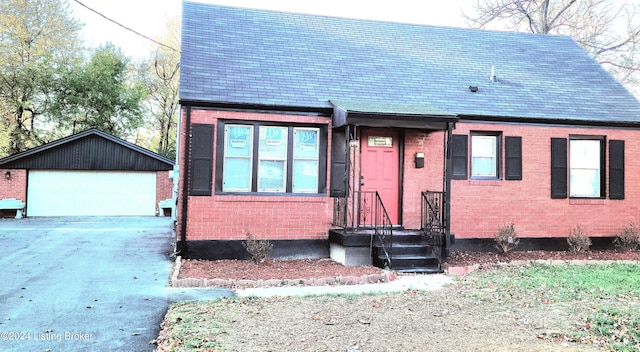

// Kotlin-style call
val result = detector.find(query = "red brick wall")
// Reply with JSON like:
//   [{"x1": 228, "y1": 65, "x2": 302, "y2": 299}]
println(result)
[
  {"x1": 177, "y1": 108, "x2": 333, "y2": 241},
  {"x1": 0, "y1": 169, "x2": 27, "y2": 200},
  {"x1": 177, "y1": 111, "x2": 639, "y2": 242},
  {"x1": 176, "y1": 108, "x2": 187, "y2": 240},
  {"x1": 401, "y1": 130, "x2": 447, "y2": 229},
  {"x1": 156, "y1": 171, "x2": 173, "y2": 204},
  {"x1": 450, "y1": 122, "x2": 640, "y2": 239}
]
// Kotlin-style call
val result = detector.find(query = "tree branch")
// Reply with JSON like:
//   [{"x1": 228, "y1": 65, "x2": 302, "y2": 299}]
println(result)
[{"x1": 547, "y1": 0, "x2": 577, "y2": 30}]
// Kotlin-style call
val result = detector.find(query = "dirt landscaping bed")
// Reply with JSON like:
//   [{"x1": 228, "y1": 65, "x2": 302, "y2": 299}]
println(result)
[
  {"x1": 446, "y1": 249, "x2": 640, "y2": 267},
  {"x1": 174, "y1": 250, "x2": 640, "y2": 288}
]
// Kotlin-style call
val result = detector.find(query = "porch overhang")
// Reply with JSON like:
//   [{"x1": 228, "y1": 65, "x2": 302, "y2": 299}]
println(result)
[{"x1": 330, "y1": 100, "x2": 458, "y2": 130}]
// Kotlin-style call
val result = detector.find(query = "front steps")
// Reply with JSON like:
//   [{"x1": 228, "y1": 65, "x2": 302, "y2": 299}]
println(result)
[{"x1": 329, "y1": 229, "x2": 442, "y2": 273}]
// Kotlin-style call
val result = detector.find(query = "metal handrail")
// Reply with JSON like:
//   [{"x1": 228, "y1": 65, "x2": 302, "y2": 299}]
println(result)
[
  {"x1": 421, "y1": 190, "x2": 446, "y2": 262},
  {"x1": 421, "y1": 191, "x2": 445, "y2": 233},
  {"x1": 332, "y1": 190, "x2": 393, "y2": 267},
  {"x1": 372, "y1": 191, "x2": 393, "y2": 267}
]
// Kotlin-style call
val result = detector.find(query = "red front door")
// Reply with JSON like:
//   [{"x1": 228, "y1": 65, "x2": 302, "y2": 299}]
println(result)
[{"x1": 360, "y1": 129, "x2": 400, "y2": 224}]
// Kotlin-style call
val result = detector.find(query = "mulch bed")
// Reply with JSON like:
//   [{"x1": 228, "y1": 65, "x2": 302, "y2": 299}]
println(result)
[
  {"x1": 174, "y1": 250, "x2": 640, "y2": 287},
  {"x1": 446, "y1": 249, "x2": 640, "y2": 267}
]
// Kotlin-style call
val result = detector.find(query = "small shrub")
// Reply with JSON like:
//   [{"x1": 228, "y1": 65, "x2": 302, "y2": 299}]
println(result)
[
  {"x1": 566, "y1": 225, "x2": 591, "y2": 253},
  {"x1": 494, "y1": 222, "x2": 519, "y2": 254},
  {"x1": 614, "y1": 223, "x2": 640, "y2": 251},
  {"x1": 243, "y1": 232, "x2": 273, "y2": 264}
]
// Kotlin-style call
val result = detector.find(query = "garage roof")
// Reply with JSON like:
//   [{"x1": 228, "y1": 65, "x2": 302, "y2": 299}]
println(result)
[{"x1": 0, "y1": 129, "x2": 174, "y2": 171}]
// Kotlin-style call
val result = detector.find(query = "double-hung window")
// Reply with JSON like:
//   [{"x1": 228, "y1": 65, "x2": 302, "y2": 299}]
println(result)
[
  {"x1": 257, "y1": 126, "x2": 288, "y2": 192},
  {"x1": 471, "y1": 133, "x2": 501, "y2": 179},
  {"x1": 223, "y1": 125, "x2": 254, "y2": 192},
  {"x1": 451, "y1": 132, "x2": 520, "y2": 181},
  {"x1": 551, "y1": 135, "x2": 622, "y2": 200},
  {"x1": 292, "y1": 128, "x2": 320, "y2": 193},
  {"x1": 569, "y1": 137, "x2": 604, "y2": 198},
  {"x1": 218, "y1": 121, "x2": 326, "y2": 194}
]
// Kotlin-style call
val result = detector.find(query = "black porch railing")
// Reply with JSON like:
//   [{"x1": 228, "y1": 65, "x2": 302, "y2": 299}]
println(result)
[
  {"x1": 332, "y1": 191, "x2": 393, "y2": 267},
  {"x1": 367, "y1": 191, "x2": 393, "y2": 267},
  {"x1": 421, "y1": 191, "x2": 446, "y2": 262}
]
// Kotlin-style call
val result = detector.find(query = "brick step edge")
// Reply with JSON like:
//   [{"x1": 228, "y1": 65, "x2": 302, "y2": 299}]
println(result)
[
  {"x1": 443, "y1": 259, "x2": 640, "y2": 275},
  {"x1": 170, "y1": 256, "x2": 397, "y2": 288}
]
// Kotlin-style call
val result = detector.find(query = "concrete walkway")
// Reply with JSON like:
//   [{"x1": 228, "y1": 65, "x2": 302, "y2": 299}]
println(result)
[{"x1": 234, "y1": 274, "x2": 452, "y2": 298}]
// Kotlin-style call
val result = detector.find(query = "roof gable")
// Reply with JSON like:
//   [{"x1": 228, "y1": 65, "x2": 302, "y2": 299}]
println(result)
[
  {"x1": 0, "y1": 129, "x2": 174, "y2": 171},
  {"x1": 180, "y1": 2, "x2": 640, "y2": 124}
]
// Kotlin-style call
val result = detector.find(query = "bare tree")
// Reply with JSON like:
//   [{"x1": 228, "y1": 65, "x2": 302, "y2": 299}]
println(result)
[
  {"x1": 150, "y1": 47, "x2": 180, "y2": 159},
  {"x1": 465, "y1": 0, "x2": 640, "y2": 95},
  {"x1": 136, "y1": 16, "x2": 180, "y2": 159}
]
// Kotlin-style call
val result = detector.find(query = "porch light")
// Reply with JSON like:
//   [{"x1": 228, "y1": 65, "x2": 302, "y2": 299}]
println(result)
[
  {"x1": 349, "y1": 139, "x2": 359, "y2": 148},
  {"x1": 4, "y1": 171, "x2": 10, "y2": 180}
]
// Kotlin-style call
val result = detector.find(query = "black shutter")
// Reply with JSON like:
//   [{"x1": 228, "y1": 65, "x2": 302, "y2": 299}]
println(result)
[
  {"x1": 451, "y1": 134, "x2": 468, "y2": 180},
  {"x1": 609, "y1": 140, "x2": 625, "y2": 200},
  {"x1": 550, "y1": 138, "x2": 567, "y2": 199},
  {"x1": 330, "y1": 127, "x2": 349, "y2": 197},
  {"x1": 505, "y1": 136, "x2": 522, "y2": 180},
  {"x1": 190, "y1": 124, "x2": 214, "y2": 196}
]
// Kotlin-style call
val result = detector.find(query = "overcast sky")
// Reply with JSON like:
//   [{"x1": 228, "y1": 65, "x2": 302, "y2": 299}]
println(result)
[{"x1": 69, "y1": 0, "x2": 477, "y2": 59}]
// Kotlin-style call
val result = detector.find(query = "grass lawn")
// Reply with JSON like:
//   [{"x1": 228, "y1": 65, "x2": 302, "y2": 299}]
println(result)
[
  {"x1": 155, "y1": 264, "x2": 640, "y2": 351},
  {"x1": 462, "y1": 263, "x2": 640, "y2": 351}
]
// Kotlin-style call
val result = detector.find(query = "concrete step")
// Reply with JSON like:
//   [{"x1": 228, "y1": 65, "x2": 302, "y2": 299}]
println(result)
[
  {"x1": 372, "y1": 252, "x2": 440, "y2": 272},
  {"x1": 395, "y1": 267, "x2": 443, "y2": 274}
]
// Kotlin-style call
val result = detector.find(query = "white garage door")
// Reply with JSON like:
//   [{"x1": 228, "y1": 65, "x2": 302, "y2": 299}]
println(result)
[{"x1": 27, "y1": 170, "x2": 157, "y2": 216}]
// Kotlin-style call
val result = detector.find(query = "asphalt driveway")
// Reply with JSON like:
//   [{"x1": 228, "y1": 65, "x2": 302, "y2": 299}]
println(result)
[{"x1": 0, "y1": 217, "x2": 231, "y2": 352}]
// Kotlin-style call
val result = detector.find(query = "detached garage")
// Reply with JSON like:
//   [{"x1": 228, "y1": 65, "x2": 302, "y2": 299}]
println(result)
[{"x1": 0, "y1": 129, "x2": 174, "y2": 217}]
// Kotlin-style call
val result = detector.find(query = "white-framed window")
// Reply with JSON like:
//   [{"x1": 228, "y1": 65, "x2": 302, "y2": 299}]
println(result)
[
  {"x1": 570, "y1": 138, "x2": 602, "y2": 198},
  {"x1": 222, "y1": 124, "x2": 253, "y2": 192},
  {"x1": 218, "y1": 122, "x2": 325, "y2": 194},
  {"x1": 257, "y1": 126, "x2": 288, "y2": 192},
  {"x1": 471, "y1": 134, "x2": 500, "y2": 178},
  {"x1": 293, "y1": 127, "x2": 320, "y2": 193}
]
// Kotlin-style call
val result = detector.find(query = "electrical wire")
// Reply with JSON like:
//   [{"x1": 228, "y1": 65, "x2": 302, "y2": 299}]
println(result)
[{"x1": 73, "y1": 0, "x2": 180, "y2": 53}]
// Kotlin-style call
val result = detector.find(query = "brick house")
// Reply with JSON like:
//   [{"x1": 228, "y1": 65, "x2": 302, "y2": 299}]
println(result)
[{"x1": 177, "y1": 2, "x2": 640, "y2": 271}]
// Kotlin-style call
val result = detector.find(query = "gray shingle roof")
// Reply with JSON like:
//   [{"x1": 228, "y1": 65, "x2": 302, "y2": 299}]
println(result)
[
  {"x1": 330, "y1": 100, "x2": 454, "y2": 117},
  {"x1": 180, "y1": 1, "x2": 640, "y2": 124},
  {"x1": 0, "y1": 129, "x2": 174, "y2": 169}
]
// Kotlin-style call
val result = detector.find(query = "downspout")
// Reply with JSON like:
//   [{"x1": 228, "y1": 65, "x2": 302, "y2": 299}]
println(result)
[
  {"x1": 171, "y1": 100, "x2": 182, "y2": 234},
  {"x1": 350, "y1": 125, "x2": 358, "y2": 229},
  {"x1": 178, "y1": 105, "x2": 192, "y2": 256},
  {"x1": 444, "y1": 122, "x2": 454, "y2": 259}
]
